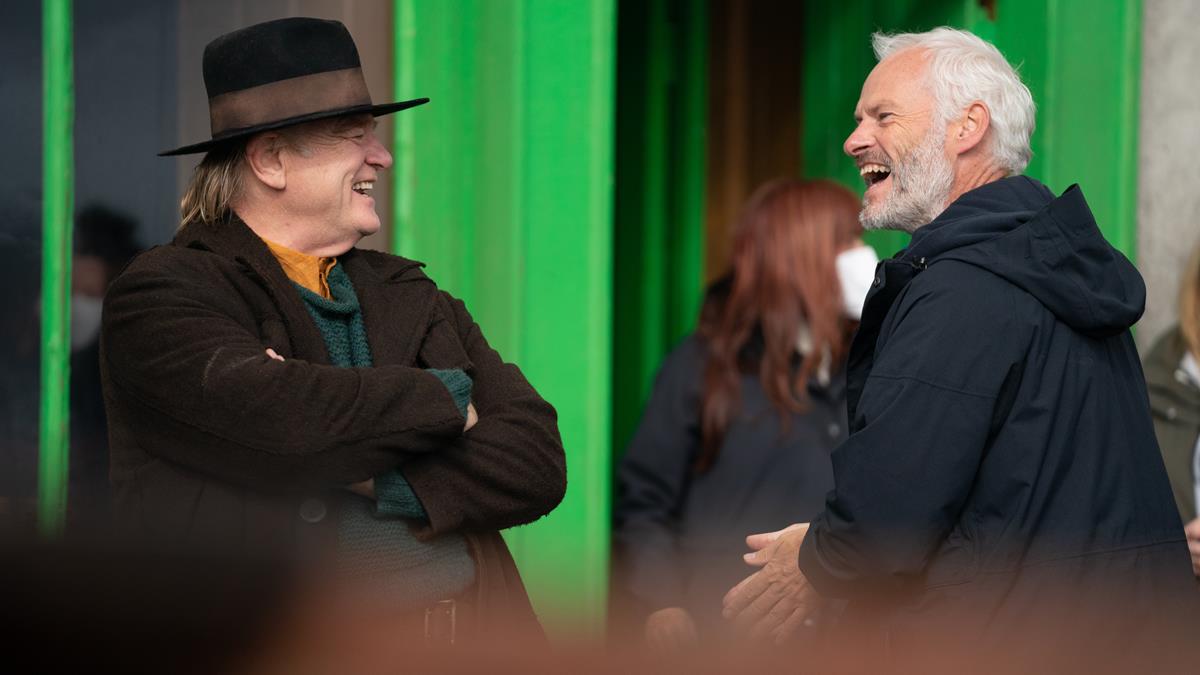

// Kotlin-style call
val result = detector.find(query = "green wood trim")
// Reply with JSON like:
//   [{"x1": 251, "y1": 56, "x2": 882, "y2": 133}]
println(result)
[
  {"x1": 391, "y1": 0, "x2": 616, "y2": 636},
  {"x1": 612, "y1": 0, "x2": 708, "y2": 462},
  {"x1": 38, "y1": 0, "x2": 74, "y2": 537}
]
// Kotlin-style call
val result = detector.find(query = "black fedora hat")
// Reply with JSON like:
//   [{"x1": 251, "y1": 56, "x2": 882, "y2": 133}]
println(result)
[{"x1": 160, "y1": 17, "x2": 427, "y2": 156}]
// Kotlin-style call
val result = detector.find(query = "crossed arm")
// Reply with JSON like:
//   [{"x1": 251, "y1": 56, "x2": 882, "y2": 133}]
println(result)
[{"x1": 103, "y1": 260, "x2": 566, "y2": 533}]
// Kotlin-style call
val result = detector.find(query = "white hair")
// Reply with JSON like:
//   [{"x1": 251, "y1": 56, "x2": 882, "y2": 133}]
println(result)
[{"x1": 872, "y1": 27, "x2": 1035, "y2": 175}]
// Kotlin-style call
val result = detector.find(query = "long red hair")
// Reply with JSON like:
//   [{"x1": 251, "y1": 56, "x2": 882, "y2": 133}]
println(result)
[{"x1": 697, "y1": 178, "x2": 862, "y2": 472}]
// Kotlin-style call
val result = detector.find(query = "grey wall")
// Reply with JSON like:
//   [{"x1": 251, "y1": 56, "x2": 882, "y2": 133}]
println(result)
[
  {"x1": 0, "y1": 1, "x2": 44, "y2": 240},
  {"x1": 75, "y1": 0, "x2": 180, "y2": 247},
  {"x1": 1137, "y1": 0, "x2": 1200, "y2": 350}
]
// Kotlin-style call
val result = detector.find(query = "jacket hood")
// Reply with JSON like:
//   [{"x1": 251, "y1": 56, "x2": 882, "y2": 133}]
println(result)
[{"x1": 903, "y1": 176, "x2": 1145, "y2": 338}]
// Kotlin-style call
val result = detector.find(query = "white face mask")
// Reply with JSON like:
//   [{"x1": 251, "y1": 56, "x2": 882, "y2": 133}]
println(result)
[
  {"x1": 835, "y1": 245, "x2": 880, "y2": 320},
  {"x1": 71, "y1": 293, "x2": 104, "y2": 350}
]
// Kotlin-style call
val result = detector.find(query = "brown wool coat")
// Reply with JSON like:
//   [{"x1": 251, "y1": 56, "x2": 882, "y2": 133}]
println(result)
[{"x1": 100, "y1": 216, "x2": 566, "y2": 635}]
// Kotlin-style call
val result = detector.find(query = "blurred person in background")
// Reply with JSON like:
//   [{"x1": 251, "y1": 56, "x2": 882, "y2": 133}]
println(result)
[
  {"x1": 613, "y1": 178, "x2": 876, "y2": 647},
  {"x1": 69, "y1": 204, "x2": 143, "y2": 526},
  {"x1": 100, "y1": 17, "x2": 565, "y2": 645},
  {"x1": 0, "y1": 237, "x2": 41, "y2": 528},
  {"x1": 1144, "y1": 242, "x2": 1200, "y2": 578}
]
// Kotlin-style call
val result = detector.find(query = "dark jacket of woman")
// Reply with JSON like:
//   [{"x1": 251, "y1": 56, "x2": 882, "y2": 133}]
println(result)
[
  {"x1": 1144, "y1": 326, "x2": 1200, "y2": 523},
  {"x1": 99, "y1": 217, "x2": 566, "y2": 634},
  {"x1": 614, "y1": 333, "x2": 847, "y2": 635}
]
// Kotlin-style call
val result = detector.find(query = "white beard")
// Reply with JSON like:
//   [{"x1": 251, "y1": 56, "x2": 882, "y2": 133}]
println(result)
[{"x1": 861, "y1": 123, "x2": 955, "y2": 233}]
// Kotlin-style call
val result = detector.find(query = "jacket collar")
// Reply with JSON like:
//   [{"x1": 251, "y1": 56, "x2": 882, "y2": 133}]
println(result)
[{"x1": 173, "y1": 216, "x2": 436, "y2": 366}]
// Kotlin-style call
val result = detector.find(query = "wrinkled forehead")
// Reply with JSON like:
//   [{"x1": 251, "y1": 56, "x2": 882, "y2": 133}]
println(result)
[{"x1": 856, "y1": 48, "x2": 935, "y2": 114}]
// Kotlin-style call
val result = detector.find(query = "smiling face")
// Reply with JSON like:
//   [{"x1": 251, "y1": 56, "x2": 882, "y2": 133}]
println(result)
[
  {"x1": 844, "y1": 49, "x2": 956, "y2": 232},
  {"x1": 277, "y1": 114, "x2": 393, "y2": 253}
]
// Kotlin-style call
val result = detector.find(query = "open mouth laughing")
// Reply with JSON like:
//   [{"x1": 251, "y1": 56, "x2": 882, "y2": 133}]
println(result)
[
  {"x1": 351, "y1": 180, "x2": 374, "y2": 196},
  {"x1": 859, "y1": 162, "x2": 891, "y2": 190}
]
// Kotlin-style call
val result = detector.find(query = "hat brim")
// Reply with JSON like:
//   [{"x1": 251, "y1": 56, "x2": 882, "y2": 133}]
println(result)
[{"x1": 158, "y1": 97, "x2": 429, "y2": 157}]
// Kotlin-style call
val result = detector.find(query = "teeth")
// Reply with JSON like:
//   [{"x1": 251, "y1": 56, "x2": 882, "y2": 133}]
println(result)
[
  {"x1": 352, "y1": 181, "x2": 374, "y2": 193},
  {"x1": 858, "y1": 164, "x2": 890, "y2": 176}
]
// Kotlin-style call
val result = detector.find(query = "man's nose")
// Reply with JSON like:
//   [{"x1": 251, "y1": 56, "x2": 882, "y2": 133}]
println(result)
[
  {"x1": 844, "y1": 122, "x2": 873, "y2": 158},
  {"x1": 367, "y1": 135, "x2": 393, "y2": 170}
]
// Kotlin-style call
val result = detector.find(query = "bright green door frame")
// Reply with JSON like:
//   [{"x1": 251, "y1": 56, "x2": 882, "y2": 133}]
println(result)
[
  {"x1": 38, "y1": 0, "x2": 74, "y2": 537},
  {"x1": 612, "y1": 0, "x2": 708, "y2": 463},
  {"x1": 392, "y1": 0, "x2": 616, "y2": 636},
  {"x1": 802, "y1": 0, "x2": 1140, "y2": 260}
]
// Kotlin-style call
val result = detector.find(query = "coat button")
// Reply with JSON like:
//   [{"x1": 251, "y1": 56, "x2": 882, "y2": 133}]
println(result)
[
  {"x1": 1166, "y1": 407, "x2": 1178, "y2": 421},
  {"x1": 872, "y1": 276, "x2": 882, "y2": 288},
  {"x1": 298, "y1": 498, "x2": 327, "y2": 524},
  {"x1": 827, "y1": 423, "x2": 841, "y2": 439}
]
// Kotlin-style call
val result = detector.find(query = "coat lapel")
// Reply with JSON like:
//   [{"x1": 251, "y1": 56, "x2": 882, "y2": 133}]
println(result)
[
  {"x1": 339, "y1": 248, "x2": 439, "y2": 367},
  {"x1": 174, "y1": 218, "x2": 439, "y2": 368},
  {"x1": 174, "y1": 217, "x2": 332, "y2": 364}
]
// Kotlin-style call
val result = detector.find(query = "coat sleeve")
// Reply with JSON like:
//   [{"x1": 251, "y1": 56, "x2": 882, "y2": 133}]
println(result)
[
  {"x1": 611, "y1": 340, "x2": 703, "y2": 612},
  {"x1": 398, "y1": 293, "x2": 567, "y2": 536},
  {"x1": 799, "y1": 270, "x2": 1024, "y2": 599},
  {"x1": 101, "y1": 260, "x2": 466, "y2": 491}
]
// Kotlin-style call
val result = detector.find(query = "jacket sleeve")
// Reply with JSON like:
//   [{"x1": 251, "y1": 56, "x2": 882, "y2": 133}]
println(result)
[
  {"x1": 799, "y1": 273, "x2": 1023, "y2": 599},
  {"x1": 399, "y1": 293, "x2": 567, "y2": 536},
  {"x1": 101, "y1": 261, "x2": 466, "y2": 491},
  {"x1": 611, "y1": 340, "x2": 703, "y2": 612}
]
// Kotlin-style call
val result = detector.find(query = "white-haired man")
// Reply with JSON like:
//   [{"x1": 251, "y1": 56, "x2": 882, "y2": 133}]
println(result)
[{"x1": 723, "y1": 27, "x2": 1196, "y2": 667}]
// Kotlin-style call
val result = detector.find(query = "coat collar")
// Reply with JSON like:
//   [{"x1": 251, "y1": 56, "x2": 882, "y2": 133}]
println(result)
[{"x1": 173, "y1": 216, "x2": 437, "y2": 366}]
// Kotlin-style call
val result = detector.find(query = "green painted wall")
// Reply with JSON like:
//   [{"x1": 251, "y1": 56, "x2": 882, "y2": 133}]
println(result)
[
  {"x1": 391, "y1": 0, "x2": 616, "y2": 636},
  {"x1": 802, "y1": 0, "x2": 1140, "y2": 260},
  {"x1": 612, "y1": 0, "x2": 708, "y2": 463}
]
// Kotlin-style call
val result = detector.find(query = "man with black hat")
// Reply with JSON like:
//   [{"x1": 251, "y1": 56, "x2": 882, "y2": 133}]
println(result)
[{"x1": 100, "y1": 17, "x2": 566, "y2": 643}]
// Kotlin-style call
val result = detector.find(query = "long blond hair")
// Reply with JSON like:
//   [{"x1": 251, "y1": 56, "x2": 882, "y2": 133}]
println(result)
[
  {"x1": 1181, "y1": 243, "x2": 1200, "y2": 360},
  {"x1": 179, "y1": 142, "x2": 246, "y2": 228}
]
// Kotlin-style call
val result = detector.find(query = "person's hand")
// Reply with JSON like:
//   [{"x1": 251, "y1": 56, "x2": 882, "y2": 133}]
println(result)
[
  {"x1": 1185, "y1": 517, "x2": 1200, "y2": 577},
  {"x1": 347, "y1": 478, "x2": 375, "y2": 500},
  {"x1": 464, "y1": 402, "x2": 478, "y2": 432},
  {"x1": 644, "y1": 607, "x2": 698, "y2": 649},
  {"x1": 722, "y1": 523, "x2": 819, "y2": 643}
]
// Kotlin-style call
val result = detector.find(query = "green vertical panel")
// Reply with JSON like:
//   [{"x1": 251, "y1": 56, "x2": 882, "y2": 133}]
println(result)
[
  {"x1": 612, "y1": 0, "x2": 669, "y2": 462},
  {"x1": 611, "y1": 0, "x2": 707, "y2": 463},
  {"x1": 666, "y1": 0, "x2": 707, "y2": 378},
  {"x1": 991, "y1": 0, "x2": 1140, "y2": 258},
  {"x1": 511, "y1": 2, "x2": 615, "y2": 635},
  {"x1": 39, "y1": 0, "x2": 74, "y2": 536},
  {"x1": 393, "y1": 0, "x2": 616, "y2": 636}
]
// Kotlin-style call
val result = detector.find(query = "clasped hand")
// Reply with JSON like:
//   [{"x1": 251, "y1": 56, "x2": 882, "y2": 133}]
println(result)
[{"x1": 722, "y1": 523, "x2": 820, "y2": 643}]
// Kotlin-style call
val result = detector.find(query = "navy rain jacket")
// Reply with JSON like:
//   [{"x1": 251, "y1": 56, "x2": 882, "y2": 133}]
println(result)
[{"x1": 797, "y1": 176, "x2": 1196, "y2": 657}]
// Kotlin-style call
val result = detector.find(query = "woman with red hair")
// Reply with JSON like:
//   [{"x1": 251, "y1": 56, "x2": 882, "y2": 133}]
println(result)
[{"x1": 613, "y1": 178, "x2": 877, "y2": 646}]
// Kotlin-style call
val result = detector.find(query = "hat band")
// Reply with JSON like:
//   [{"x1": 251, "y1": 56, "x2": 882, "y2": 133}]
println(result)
[{"x1": 208, "y1": 67, "x2": 372, "y2": 136}]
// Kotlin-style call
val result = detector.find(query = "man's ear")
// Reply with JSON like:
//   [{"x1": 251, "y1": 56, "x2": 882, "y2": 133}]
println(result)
[
  {"x1": 950, "y1": 101, "x2": 990, "y2": 156},
  {"x1": 244, "y1": 133, "x2": 287, "y2": 190}
]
